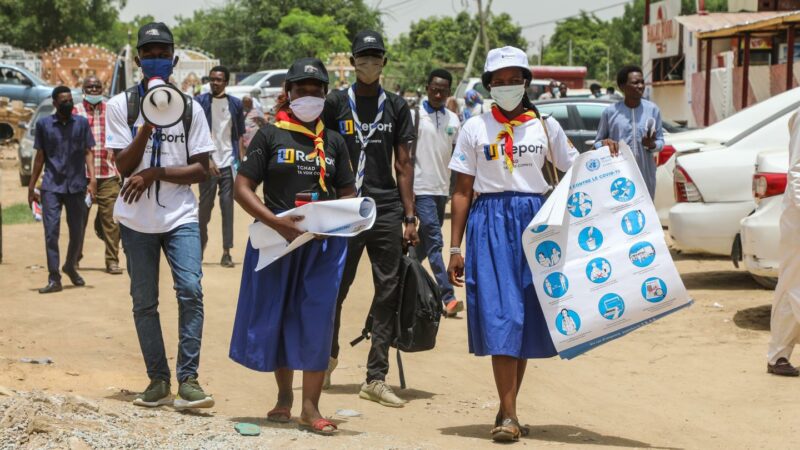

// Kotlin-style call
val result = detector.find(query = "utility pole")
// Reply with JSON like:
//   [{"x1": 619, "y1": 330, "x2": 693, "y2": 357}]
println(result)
[
  {"x1": 606, "y1": 46, "x2": 610, "y2": 81},
  {"x1": 463, "y1": 0, "x2": 493, "y2": 81},
  {"x1": 568, "y1": 39, "x2": 573, "y2": 66},
  {"x1": 539, "y1": 36, "x2": 544, "y2": 65},
  {"x1": 478, "y1": 0, "x2": 490, "y2": 54}
]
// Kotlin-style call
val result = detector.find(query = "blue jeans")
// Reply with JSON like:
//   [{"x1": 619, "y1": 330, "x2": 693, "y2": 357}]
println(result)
[
  {"x1": 414, "y1": 195, "x2": 455, "y2": 303},
  {"x1": 120, "y1": 222, "x2": 204, "y2": 383}
]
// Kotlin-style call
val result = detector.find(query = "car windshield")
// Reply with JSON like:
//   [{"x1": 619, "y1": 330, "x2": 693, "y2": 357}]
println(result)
[{"x1": 237, "y1": 71, "x2": 267, "y2": 86}]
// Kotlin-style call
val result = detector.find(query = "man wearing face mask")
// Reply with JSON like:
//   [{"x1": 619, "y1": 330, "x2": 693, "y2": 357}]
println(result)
[
  {"x1": 196, "y1": 65, "x2": 245, "y2": 267},
  {"x1": 105, "y1": 22, "x2": 216, "y2": 410},
  {"x1": 28, "y1": 86, "x2": 96, "y2": 294},
  {"x1": 322, "y1": 30, "x2": 418, "y2": 407},
  {"x1": 74, "y1": 75, "x2": 123, "y2": 275}
]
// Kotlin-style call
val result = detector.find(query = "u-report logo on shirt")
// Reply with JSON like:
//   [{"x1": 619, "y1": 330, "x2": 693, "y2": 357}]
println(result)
[
  {"x1": 339, "y1": 120, "x2": 354, "y2": 135},
  {"x1": 483, "y1": 144, "x2": 500, "y2": 161},
  {"x1": 277, "y1": 148, "x2": 296, "y2": 164}
]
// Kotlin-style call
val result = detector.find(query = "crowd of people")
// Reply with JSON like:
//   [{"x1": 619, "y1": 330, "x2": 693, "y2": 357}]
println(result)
[{"x1": 33, "y1": 19, "x2": 768, "y2": 443}]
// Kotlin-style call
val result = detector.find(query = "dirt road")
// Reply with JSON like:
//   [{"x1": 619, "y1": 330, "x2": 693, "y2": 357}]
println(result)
[{"x1": 0, "y1": 161, "x2": 793, "y2": 449}]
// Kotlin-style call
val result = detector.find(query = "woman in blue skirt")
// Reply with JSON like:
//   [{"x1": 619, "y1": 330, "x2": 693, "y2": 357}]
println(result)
[
  {"x1": 231, "y1": 57, "x2": 355, "y2": 436},
  {"x1": 447, "y1": 47, "x2": 616, "y2": 442}
]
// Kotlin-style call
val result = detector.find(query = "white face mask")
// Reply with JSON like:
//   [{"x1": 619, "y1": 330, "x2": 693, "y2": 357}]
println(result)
[
  {"x1": 490, "y1": 85, "x2": 526, "y2": 111},
  {"x1": 354, "y1": 56, "x2": 384, "y2": 84},
  {"x1": 289, "y1": 95, "x2": 325, "y2": 122}
]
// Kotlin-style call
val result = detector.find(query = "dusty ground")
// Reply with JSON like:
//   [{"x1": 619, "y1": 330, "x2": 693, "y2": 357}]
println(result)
[{"x1": 0, "y1": 153, "x2": 792, "y2": 449}]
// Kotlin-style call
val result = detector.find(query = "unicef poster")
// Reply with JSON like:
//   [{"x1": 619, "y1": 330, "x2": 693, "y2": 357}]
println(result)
[{"x1": 523, "y1": 144, "x2": 692, "y2": 359}]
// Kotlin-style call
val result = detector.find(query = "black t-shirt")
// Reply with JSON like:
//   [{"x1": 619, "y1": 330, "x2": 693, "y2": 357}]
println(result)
[
  {"x1": 322, "y1": 88, "x2": 415, "y2": 204},
  {"x1": 238, "y1": 123, "x2": 355, "y2": 211}
]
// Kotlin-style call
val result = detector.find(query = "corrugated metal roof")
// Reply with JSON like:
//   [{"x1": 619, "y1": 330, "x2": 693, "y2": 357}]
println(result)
[{"x1": 676, "y1": 11, "x2": 797, "y2": 33}]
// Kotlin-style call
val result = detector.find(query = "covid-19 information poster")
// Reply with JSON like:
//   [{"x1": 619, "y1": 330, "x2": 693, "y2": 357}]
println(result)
[{"x1": 523, "y1": 144, "x2": 692, "y2": 359}]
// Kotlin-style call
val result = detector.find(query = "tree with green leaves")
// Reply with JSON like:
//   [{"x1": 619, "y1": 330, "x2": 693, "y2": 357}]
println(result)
[
  {"x1": 173, "y1": 0, "x2": 382, "y2": 72},
  {"x1": 389, "y1": 11, "x2": 527, "y2": 90}
]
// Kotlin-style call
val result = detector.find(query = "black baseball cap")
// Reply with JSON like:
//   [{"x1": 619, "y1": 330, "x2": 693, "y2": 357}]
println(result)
[
  {"x1": 137, "y1": 22, "x2": 174, "y2": 49},
  {"x1": 352, "y1": 30, "x2": 386, "y2": 55},
  {"x1": 285, "y1": 57, "x2": 329, "y2": 84}
]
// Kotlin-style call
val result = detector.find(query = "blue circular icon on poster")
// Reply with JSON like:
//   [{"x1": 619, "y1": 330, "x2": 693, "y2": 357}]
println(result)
[
  {"x1": 642, "y1": 277, "x2": 668, "y2": 303},
  {"x1": 531, "y1": 224, "x2": 548, "y2": 233},
  {"x1": 629, "y1": 241, "x2": 656, "y2": 267},
  {"x1": 578, "y1": 226, "x2": 604, "y2": 252},
  {"x1": 535, "y1": 241, "x2": 562, "y2": 267},
  {"x1": 586, "y1": 257, "x2": 612, "y2": 284},
  {"x1": 610, "y1": 177, "x2": 636, "y2": 202},
  {"x1": 568, "y1": 192, "x2": 593, "y2": 218},
  {"x1": 621, "y1": 210, "x2": 646, "y2": 235},
  {"x1": 544, "y1": 272, "x2": 569, "y2": 298},
  {"x1": 556, "y1": 308, "x2": 581, "y2": 336},
  {"x1": 598, "y1": 293, "x2": 625, "y2": 320}
]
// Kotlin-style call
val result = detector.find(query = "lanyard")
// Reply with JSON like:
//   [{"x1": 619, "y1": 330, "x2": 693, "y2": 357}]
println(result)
[
  {"x1": 139, "y1": 84, "x2": 165, "y2": 207},
  {"x1": 348, "y1": 84, "x2": 386, "y2": 195}
]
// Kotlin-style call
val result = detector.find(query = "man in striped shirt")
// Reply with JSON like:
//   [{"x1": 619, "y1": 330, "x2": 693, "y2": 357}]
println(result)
[{"x1": 74, "y1": 75, "x2": 123, "y2": 274}]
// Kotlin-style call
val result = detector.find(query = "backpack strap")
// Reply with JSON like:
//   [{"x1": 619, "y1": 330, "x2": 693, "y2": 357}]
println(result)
[
  {"x1": 124, "y1": 86, "x2": 140, "y2": 130},
  {"x1": 181, "y1": 94, "x2": 193, "y2": 161}
]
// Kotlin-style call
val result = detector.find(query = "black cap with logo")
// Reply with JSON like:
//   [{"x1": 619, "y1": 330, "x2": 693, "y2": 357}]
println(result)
[
  {"x1": 136, "y1": 22, "x2": 175, "y2": 49},
  {"x1": 285, "y1": 57, "x2": 329, "y2": 84},
  {"x1": 351, "y1": 30, "x2": 386, "y2": 55}
]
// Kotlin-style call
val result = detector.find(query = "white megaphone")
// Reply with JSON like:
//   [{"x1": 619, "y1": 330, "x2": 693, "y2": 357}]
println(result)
[{"x1": 140, "y1": 78, "x2": 186, "y2": 128}]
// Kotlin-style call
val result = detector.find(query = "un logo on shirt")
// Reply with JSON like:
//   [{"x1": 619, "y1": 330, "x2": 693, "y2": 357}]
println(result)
[
  {"x1": 339, "y1": 120, "x2": 354, "y2": 135},
  {"x1": 277, "y1": 148, "x2": 296, "y2": 164}
]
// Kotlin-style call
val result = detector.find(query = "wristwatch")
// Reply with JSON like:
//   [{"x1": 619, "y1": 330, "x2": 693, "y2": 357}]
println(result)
[{"x1": 403, "y1": 216, "x2": 417, "y2": 225}]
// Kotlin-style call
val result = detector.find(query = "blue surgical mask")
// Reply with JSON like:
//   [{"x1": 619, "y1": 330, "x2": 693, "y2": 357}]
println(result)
[
  {"x1": 140, "y1": 58, "x2": 174, "y2": 81},
  {"x1": 84, "y1": 94, "x2": 103, "y2": 105}
]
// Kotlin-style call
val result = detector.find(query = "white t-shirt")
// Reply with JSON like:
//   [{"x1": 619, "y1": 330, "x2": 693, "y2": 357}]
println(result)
[
  {"x1": 210, "y1": 96, "x2": 233, "y2": 168},
  {"x1": 448, "y1": 111, "x2": 578, "y2": 194},
  {"x1": 413, "y1": 107, "x2": 461, "y2": 196},
  {"x1": 105, "y1": 92, "x2": 214, "y2": 234}
]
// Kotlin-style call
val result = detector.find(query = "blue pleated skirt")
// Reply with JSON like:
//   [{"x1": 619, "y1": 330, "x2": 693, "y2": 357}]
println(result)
[
  {"x1": 466, "y1": 192, "x2": 557, "y2": 359},
  {"x1": 229, "y1": 236, "x2": 348, "y2": 372}
]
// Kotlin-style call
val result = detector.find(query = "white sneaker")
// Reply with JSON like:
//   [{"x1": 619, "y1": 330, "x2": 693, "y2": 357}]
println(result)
[
  {"x1": 359, "y1": 380, "x2": 406, "y2": 408},
  {"x1": 322, "y1": 357, "x2": 337, "y2": 390}
]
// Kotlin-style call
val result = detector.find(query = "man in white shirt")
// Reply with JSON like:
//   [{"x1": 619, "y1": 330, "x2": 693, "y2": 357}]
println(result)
[
  {"x1": 413, "y1": 69, "x2": 462, "y2": 317},
  {"x1": 196, "y1": 65, "x2": 245, "y2": 267},
  {"x1": 105, "y1": 22, "x2": 216, "y2": 410}
]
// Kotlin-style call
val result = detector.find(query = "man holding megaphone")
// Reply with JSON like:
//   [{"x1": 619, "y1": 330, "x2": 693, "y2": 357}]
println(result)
[{"x1": 104, "y1": 22, "x2": 217, "y2": 411}]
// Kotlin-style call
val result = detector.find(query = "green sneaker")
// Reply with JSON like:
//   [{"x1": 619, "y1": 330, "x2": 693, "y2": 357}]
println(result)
[
  {"x1": 132, "y1": 379, "x2": 171, "y2": 407},
  {"x1": 174, "y1": 377, "x2": 215, "y2": 410}
]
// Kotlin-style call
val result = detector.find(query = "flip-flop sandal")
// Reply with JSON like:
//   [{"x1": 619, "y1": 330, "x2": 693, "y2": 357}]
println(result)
[
  {"x1": 496, "y1": 412, "x2": 530, "y2": 437},
  {"x1": 299, "y1": 418, "x2": 338, "y2": 436},
  {"x1": 491, "y1": 417, "x2": 521, "y2": 442},
  {"x1": 267, "y1": 406, "x2": 292, "y2": 423}
]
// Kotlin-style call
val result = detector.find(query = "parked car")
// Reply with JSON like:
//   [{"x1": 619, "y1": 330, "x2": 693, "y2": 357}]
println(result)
[
  {"x1": 654, "y1": 87, "x2": 800, "y2": 226},
  {"x1": 0, "y1": 63, "x2": 55, "y2": 107},
  {"x1": 534, "y1": 98, "x2": 688, "y2": 154},
  {"x1": 669, "y1": 108, "x2": 794, "y2": 256},
  {"x1": 17, "y1": 99, "x2": 52, "y2": 186},
  {"x1": 226, "y1": 69, "x2": 287, "y2": 111},
  {"x1": 735, "y1": 147, "x2": 789, "y2": 289}
]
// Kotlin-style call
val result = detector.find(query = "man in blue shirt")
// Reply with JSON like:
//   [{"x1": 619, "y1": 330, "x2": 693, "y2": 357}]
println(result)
[
  {"x1": 195, "y1": 65, "x2": 245, "y2": 267},
  {"x1": 28, "y1": 85, "x2": 96, "y2": 294},
  {"x1": 595, "y1": 66, "x2": 664, "y2": 199}
]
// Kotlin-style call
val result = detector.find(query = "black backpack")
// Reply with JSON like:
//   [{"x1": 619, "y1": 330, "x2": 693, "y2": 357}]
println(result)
[
  {"x1": 124, "y1": 86, "x2": 193, "y2": 159},
  {"x1": 350, "y1": 246, "x2": 443, "y2": 388}
]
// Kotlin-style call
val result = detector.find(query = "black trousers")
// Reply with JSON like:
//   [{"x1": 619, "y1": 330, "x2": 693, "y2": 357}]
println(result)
[{"x1": 331, "y1": 202, "x2": 403, "y2": 382}]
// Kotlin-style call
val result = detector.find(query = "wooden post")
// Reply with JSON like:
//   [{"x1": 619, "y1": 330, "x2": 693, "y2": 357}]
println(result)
[
  {"x1": 704, "y1": 38, "x2": 712, "y2": 126},
  {"x1": 742, "y1": 33, "x2": 751, "y2": 109},
  {"x1": 788, "y1": 26, "x2": 796, "y2": 90}
]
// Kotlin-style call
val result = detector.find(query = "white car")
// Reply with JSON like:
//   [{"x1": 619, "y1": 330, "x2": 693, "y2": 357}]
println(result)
[
  {"x1": 226, "y1": 69, "x2": 287, "y2": 111},
  {"x1": 669, "y1": 109, "x2": 794, "y2": 256},
  {"x1": 736, "y1": 148, "x2": 789, "y2": 289},
  {"x1": 655, "y1": 87, "x2": 800, "y2": 226}
]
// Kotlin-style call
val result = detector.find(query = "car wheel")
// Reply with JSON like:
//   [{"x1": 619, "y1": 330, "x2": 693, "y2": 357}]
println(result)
[
  {"x1": 751, "y1": 274, "x2": 778, "y2": 290},
  {"x1": 19, "y1": 173, "x2": 31, "y2": 187}
]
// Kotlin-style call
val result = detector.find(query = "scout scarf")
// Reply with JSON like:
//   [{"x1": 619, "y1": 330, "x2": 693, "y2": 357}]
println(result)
[
  {"x1": 274, "y1": 110, "x2": 328, "y2": 192},
  {"x1": 491, "y1": 104, "x2": 537, "y2": 173},
  {"x1": 348, "y1": 84, "x2": 386, "y2": 195}
]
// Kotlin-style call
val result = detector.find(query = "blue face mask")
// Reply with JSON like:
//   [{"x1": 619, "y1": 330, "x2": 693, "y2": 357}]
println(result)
[
  {"x1": 84, "y1": 94, "x2": 103, "y2": 105},
  {"x1": 140, "y1": 58, "x2": 174, "y2": 81}
]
